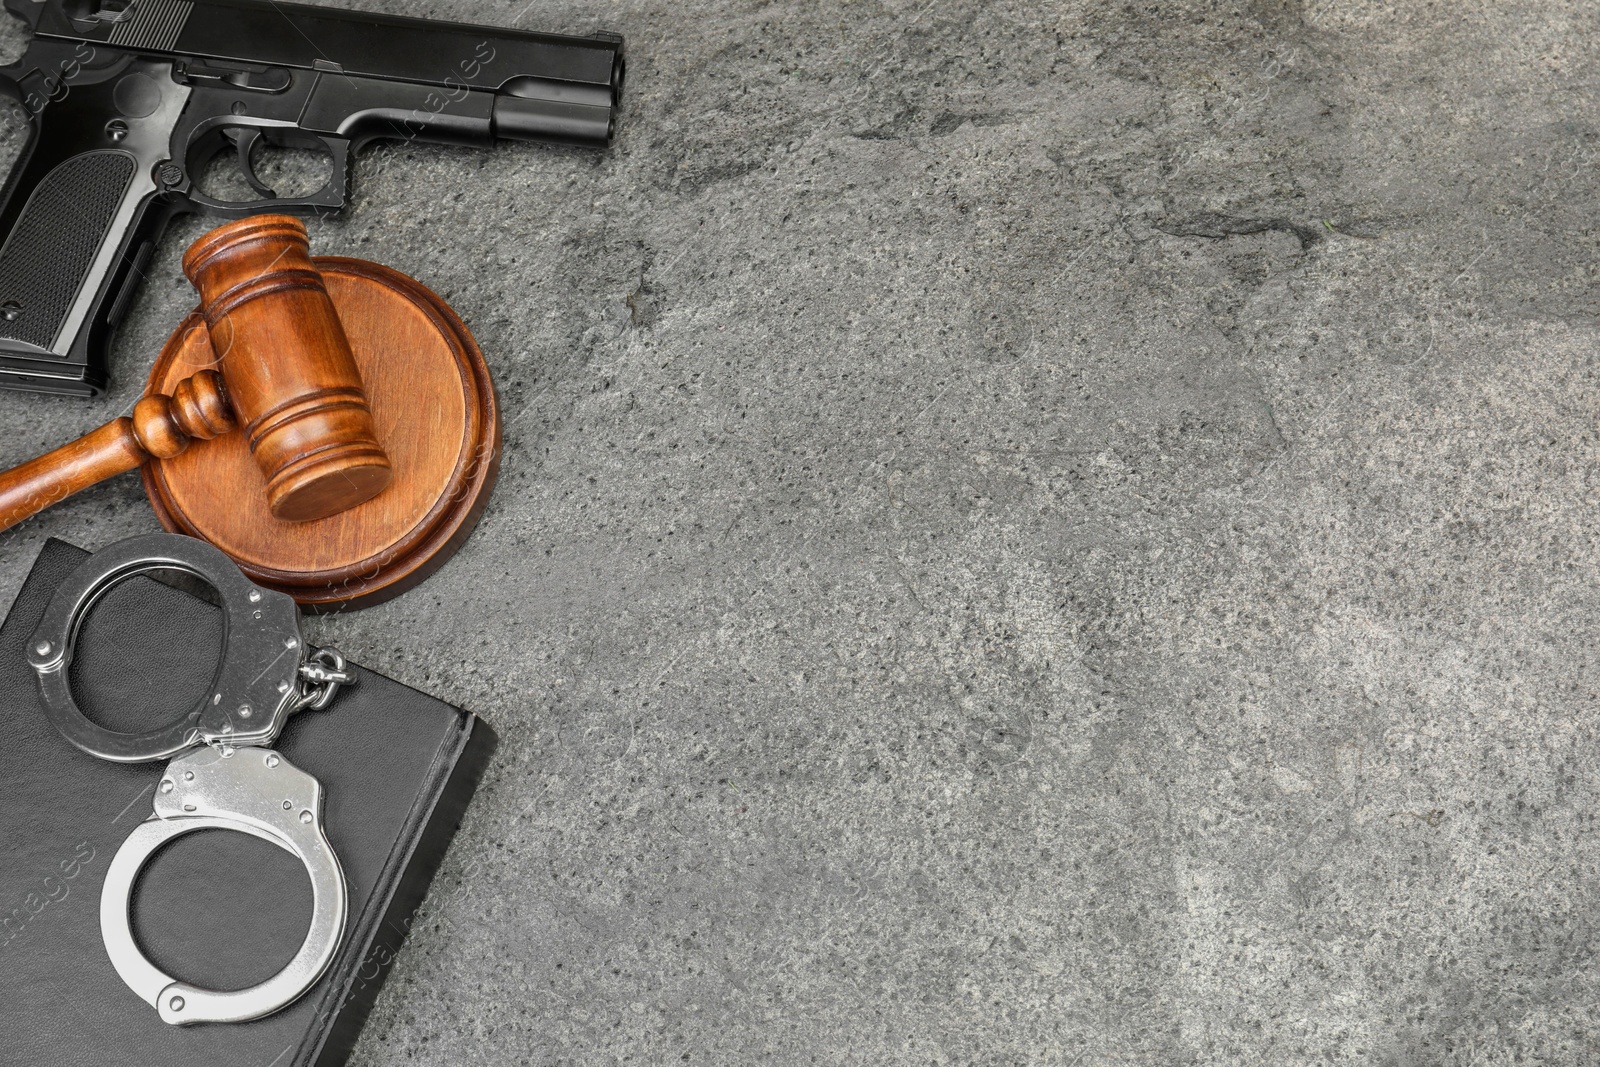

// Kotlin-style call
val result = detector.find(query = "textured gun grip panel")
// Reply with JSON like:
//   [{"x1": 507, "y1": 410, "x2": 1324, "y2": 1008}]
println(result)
[{"x1": 0, "y1": 151, "x2": 136, "y2": 351}]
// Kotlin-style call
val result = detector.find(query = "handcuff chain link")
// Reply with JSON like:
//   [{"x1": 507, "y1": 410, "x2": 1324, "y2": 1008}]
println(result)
[{"x1": 293, "y1": 646, "x2": 354, "y2": 712}]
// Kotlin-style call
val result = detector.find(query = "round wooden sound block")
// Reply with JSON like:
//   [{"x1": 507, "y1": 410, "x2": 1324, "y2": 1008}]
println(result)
[{"x1": 143, "y1": 257, "x2": 500, "y2": 612}]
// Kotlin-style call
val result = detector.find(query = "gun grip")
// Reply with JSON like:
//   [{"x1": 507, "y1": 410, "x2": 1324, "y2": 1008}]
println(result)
[
  {"x1": 0, "y1": 151, "x2": 136, "y2": 351},
  {"x1": 0, "y1": 59, "x2": 191, "y2": 396}
]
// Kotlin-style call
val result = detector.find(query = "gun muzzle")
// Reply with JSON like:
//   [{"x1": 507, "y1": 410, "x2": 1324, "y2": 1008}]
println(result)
[{"x1": 493, "y1": 49, "x2": 624, "y2": 148}]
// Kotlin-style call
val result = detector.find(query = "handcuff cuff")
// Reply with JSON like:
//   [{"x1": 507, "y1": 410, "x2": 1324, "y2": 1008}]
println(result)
[{"x1": 27, "y1": 533, "x2": 354, "y2": 1026}]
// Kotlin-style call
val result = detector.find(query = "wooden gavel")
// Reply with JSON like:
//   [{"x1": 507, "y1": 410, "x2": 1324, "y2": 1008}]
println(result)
[{"x1": 0, "y1": 216, "x2": 391, "y2": 531}]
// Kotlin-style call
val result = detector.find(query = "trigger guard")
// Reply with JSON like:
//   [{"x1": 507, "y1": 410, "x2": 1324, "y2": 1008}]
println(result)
[
  {"x1": 99, "y1": 747, "x2": 348, "y2": 1026},
  {"x1": 182, "y1": 133, "x2": 349, "y2": 217}
]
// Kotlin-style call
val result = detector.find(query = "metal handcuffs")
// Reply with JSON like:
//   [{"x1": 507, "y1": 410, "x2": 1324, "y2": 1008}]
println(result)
[{"x1": 27, "y1": 533, "x2": 353, "y2": 1026}]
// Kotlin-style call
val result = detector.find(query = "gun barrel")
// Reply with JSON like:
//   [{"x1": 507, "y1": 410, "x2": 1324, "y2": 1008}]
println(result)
[
  {"x1": 29, "y1": 0, "x2": 625, "y2": 146},
  {"x1": 493, "y1": 76, "x2": 620, "y2": 147}
]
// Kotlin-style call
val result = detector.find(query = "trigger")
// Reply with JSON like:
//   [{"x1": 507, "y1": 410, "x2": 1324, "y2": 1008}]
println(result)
[{"x1": 228, "y1": 128, "x2": 277, "y2": 199}]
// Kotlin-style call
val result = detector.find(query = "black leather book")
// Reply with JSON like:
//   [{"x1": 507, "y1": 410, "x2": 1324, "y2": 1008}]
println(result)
[{"x1": 0, "y1": 539, "x2": 495, "y2": 1067}]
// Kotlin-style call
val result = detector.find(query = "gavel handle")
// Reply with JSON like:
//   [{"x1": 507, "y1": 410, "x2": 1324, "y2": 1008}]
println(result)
[{"x1": 0, "y1": 371, "x2": 235, "y2": 533}]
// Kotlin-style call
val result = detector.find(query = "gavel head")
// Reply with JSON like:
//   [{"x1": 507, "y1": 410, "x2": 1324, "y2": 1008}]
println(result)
[{"x1": 182, "y1": 215, "x2": 392, "y2": 522}]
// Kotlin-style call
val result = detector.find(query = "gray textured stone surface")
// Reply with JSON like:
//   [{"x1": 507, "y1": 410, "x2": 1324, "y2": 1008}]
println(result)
[{"x1": 2, "y1": 0, "x2": 1599, "y2": 1062}]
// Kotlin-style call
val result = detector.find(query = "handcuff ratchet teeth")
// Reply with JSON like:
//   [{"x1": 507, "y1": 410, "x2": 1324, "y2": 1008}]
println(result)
[{"x1": 27, "y1": 533, "x2": 352, "y2": 1026}]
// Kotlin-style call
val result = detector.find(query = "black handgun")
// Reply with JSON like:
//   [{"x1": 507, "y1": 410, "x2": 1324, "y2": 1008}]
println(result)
[{"x1": 0, "y1": 0, "x2": 623, "y2": 396}]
